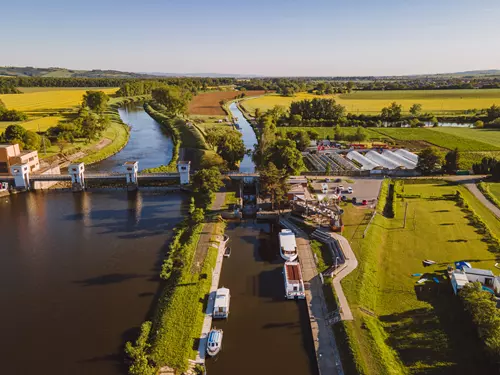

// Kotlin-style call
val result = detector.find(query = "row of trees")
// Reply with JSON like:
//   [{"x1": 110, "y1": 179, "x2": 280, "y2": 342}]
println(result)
[
  {"x1": 416, "y1": 147, "x2": 461, "y2": 175},
  {"x1": 0, "y1": 80, "x2": 21, "y2": 94},
  {"x1": 289, "y1": 98, "x2": 346, "y2": 122},
  {"x1": 0, "y1": 124, "x2": 51, "y2": 151},
  {"x1": 472, "y1": 157, "x2": 500, "y2": 179},
  {"x1": 0, "y1": 99, "x2": 27, "y2": 121}
]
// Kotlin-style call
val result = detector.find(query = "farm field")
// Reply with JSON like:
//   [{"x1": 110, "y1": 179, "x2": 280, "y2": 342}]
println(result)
[
  {"x1": 431, "y1": 127, "x2": 500, "y2": 149},
  {"x1": 188, "y1": 90, "x2": 266, "y2": 115},
  {"x1": 241, "y1": 89, "x2": 500, "y2": 115},
  {"x1": 341, "y1": 180, "x2": 500, "y2": 374},
  {"x1": 372, "y1": 127, "x2": 500, "y2": 151},
  {"x1": 0, "y1": 87, "x2": 118, "y2": 112},
  {"x1": 0, "y1": 115, "x2": 64, "y2": 132}
]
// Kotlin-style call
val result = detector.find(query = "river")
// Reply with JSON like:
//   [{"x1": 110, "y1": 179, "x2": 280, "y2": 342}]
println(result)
[
  {"x1": 0, "y1": 105, "x2": 185, "y2": 375},
  {"x1": 88, "y1": 103, "x2": 175, "y2": 172}
]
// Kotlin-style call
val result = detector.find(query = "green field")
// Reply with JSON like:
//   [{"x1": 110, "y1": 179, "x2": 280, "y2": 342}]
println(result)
[
  {"x1": 373, "y1": 128, "x2": 500, "y2": 151},
  {"x1": 431, "y1": 127, "x2": 500, "y2": 149},
  {"x1": 341, "y1": 181, "x2": 500, "y2": 374},
  {"x1": 241, "y1": 89, "x2": 500, "y2": 115}
]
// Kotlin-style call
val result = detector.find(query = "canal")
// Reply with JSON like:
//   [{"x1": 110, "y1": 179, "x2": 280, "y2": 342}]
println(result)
[
  {"x1": 207, "y1": 102, "x2": 318, "y2": 375},
  {"x1": 231, "y1": 102, "x2": 256, "y2": 173},
  {"x1": 0, "y1": 105, "x2": 185, "y2": 375}
]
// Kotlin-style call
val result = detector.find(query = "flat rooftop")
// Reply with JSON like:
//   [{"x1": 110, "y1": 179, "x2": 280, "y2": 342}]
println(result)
[{"x1": 279, "y1": 229, "x2": 297, "y2": 251}]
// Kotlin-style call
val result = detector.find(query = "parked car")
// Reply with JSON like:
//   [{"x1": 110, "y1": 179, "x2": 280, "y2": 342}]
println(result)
[
  {"x1": 335, "y1": 178, "x2": 342, "y2": 183},
  {"x1": 352, "y1": 197, "x2": 357, "y2": 204},
  {"x1": 347, "y1": 187, "x2": 353, "y2": 194},
  {"x1": 325, "y1": 178, "x2": 331, "y2": 182},
  {"x1": 341, "y1": 195, "x2": 347, "y2": 202},
  {"x1": 338, "y1": 185, "x2": 344, "y2": 192},
  {"x1": 362, "y1": 199, "x2": 368, "y2": 205}
]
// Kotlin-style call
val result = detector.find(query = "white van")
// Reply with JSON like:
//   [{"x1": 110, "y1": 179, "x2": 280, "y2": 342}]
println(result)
[{"x1": 321, "y1": 183, "x2": 328, "y2": 194}]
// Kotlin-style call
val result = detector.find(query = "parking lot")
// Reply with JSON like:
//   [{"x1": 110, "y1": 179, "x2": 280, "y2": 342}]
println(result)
[{"x1": 309, "y1": 176, "x2": 383, "y2": 204}]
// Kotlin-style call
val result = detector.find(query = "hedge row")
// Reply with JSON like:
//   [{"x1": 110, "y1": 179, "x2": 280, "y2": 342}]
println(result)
[{"x1": 455, "y1": 190, "x2": 500, "y2": 252}]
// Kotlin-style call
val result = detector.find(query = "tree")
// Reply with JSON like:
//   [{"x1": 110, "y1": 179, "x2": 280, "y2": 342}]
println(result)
[
  {"x1": 205, "y1": 128, "x2": 245, "y2": 168},
  {"x1": 124, "y1": 321, "x2": 155, "y2": 375},
  {"x1": 152, "y1": 85, "x2": 192, "y2": 117},
  {"x1": 192, "y1": 167, "x2": 224, "y2": 208},
  {"x1": 82, "y1": 90, "x2": 109, "y2": 113},
  {"x1": 486, "y1": 104, "x2": 500, "y2": 122},
  {"x1": 444, "y1": 148, "x2": 460, "y2": 174},
  {"x1": 200, "y1": 152, "x2": 227, "y2": 171},
  {"x1": 409, "y1": 118, "x2": 420, "y2": 128},
  {"x1": 475, "y1": 120, "x2": 484, "y2": 128},
  {"x1": 409, "y1": 103, "x2": 422, "y2": 117},
  {"x1": 23, "y1": 130, "x2": 41, "y2": 150},
  {"x1": 259, "y1": 162, "x2": 288, "y2": 211},
  {"x1": 472, "y1": 157, "x2": 497, "y2": 175},
  {"x1": 264, "y1": 139, "x2": 306, "y2": 175},
  {"x1": 417, "y1": 147, "x2": 442, "y2": 175},
  {"x1": 381, "y1": 102, "x2": 402, "y2": 122},
  {"x1": 4, "y1": 124, "x2": 27, "y2": 143}
]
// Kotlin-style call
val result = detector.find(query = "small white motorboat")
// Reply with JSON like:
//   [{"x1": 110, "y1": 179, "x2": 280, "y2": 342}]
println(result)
[
  {"x1": 206, "y1": 328, "x2": 223, "y2": 356},
  {"x1": 224, "y1": 247, "x2": 231, "y2": 258}
]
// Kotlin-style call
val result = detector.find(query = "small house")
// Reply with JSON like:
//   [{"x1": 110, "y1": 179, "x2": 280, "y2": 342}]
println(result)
[{"x1": 451, "y1": 271, "x2": 469, "y2": 295}]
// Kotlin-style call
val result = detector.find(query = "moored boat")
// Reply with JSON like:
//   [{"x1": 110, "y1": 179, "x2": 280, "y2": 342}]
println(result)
[
  {"x1": 206, "y1": 328, "x2": 223, "y2": 356},
  {"x1": 213, "y1": 287, "x2": 230, "y2": 318},
  {"x1": 279, "y1": 229, "x2": 298, "y2": 261},
  {"x1": 224, "y1": 247, "x2": 231, "y2": 258},
  {"x1": 283, "y1": 261, "x2": 305, "y2": 299}
]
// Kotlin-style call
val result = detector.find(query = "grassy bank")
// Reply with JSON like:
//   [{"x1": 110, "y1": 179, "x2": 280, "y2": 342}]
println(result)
[
  {"x1": 340, "y1": 179, "x2": 498, "y2": 374},
  {"x1": 125, "y1": 199, "x2": 227, "y2": 373},
  {"x1": 142, "y1": 103, "x2": 180, "y2": 172},
  {"x1": 478, "y1": 181, "x2": 500, "y2": 210}
]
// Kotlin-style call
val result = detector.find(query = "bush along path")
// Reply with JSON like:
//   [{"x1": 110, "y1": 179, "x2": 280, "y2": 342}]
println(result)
[{"x1": 465, "y1": 182, "x2": 500, "y2": 219}]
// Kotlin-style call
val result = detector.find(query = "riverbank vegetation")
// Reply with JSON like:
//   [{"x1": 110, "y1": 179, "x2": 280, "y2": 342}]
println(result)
[{"x1": 340, "y1": 180, "x2": 500, "y2": 374}]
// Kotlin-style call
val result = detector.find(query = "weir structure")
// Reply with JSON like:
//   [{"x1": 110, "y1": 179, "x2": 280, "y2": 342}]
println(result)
[{"x1": 1, "y1": 161, "x2": 196, "y2": 192}]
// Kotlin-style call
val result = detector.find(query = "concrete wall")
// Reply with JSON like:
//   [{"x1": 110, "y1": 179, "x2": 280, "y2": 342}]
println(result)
[{"x1": 33, "y1": 165, "x2": 61, "y2": 190}]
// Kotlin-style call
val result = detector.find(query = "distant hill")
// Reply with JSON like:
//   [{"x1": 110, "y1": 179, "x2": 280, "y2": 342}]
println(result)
[
  {"x1": 0, "y1": 66, "x2": 156, "y2": 79},
  {"x1": 0, "y1": 66, "x2": 499, "y2": 79}
]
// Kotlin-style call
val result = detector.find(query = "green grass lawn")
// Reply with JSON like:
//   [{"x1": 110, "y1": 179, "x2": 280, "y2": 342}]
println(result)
[
  {"x1": 487, "y1": 183, "x2": 500, "y2": 205},
  {"x1": 340, "y1": 180, "x2": 499, "y2": 374},
  {"x1": 372, "y1": 128, "x2": 500, "y2": 151}
]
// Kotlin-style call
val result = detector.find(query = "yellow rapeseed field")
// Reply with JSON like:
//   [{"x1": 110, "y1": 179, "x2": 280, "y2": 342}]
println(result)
[
  {"x1": 241, "y1": 89, "x2": 500, "y2": 115},
  {"x1": 0, "y1": 87, "x2": 118, "y2": 112},
  {"x1": 0, "y1": 116, "x2": 65, "y2": 132}
]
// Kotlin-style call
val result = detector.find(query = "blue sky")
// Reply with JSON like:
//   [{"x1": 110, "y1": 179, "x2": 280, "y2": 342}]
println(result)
[{"x1": 1, "y1": 0, "x2": 499, "y2": 76}]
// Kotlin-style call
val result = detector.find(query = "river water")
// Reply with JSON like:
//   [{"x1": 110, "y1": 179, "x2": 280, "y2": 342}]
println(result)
[
  {"x1": 0, "y1": 105, "x2": 185, "y2": 375},
  {"x1": 88, "y1": 103, "x2": 174, "y2": 172}
]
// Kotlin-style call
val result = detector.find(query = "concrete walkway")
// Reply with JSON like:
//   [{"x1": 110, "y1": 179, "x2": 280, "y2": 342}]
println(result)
[
  {"x1": 464, "y1": 182, "x2": 500, "y2": 219},
  {"x1": 282, "y1": 219, "x2": 343, "y2": 375},
  {"x1": 330, "y1": 233, "x2": 358, "y2": 321}
]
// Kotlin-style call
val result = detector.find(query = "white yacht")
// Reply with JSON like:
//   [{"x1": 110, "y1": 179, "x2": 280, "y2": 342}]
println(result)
[
  {"x1": 283, "y1": 261, "x2": 305, "y2": 299},
  {"x1": 206, "y1": 328, "x2": 223, "y2": 356},
  {"x1": 213, "y1": 287, "x2": 230, "y2": 319},
  {"x1": 279, "y1": 229, "x2": 298, "y2": 261}
]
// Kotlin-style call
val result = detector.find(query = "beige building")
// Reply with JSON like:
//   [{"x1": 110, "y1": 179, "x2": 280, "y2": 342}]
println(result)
[{"x1": 0, "y1": 144, "x2": 40, "y2": 175}]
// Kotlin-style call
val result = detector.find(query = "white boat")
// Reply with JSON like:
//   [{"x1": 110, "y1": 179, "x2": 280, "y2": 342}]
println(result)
[
  {"x1": 279, "y1": 229, "x2": 298, "y2": 261},
  {"x1": 206, "y1": 328, "x2": 223, "y2": 356},
  {"x1": 283, "y1": 261, "x2": 305, "y2": 299},
  {"x1": 213, "y1": 287, "x2": 230, "y2": 319},
  {"x1": 224, "y1": 247, "x2": 231, "y2": 258}
]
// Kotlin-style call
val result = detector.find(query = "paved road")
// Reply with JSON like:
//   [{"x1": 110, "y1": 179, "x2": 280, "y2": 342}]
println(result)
[
  {"x1": 464, "y1": 183, "x2": 500, "y2": 219},
  {"x1": 330, "y1": 233, "x2": 358, "y2": 321}
]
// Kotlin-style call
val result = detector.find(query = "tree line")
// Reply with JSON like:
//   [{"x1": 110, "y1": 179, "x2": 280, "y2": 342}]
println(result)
[{"x1": 0, "y1": 99, "x2": 27, "y2": 121}]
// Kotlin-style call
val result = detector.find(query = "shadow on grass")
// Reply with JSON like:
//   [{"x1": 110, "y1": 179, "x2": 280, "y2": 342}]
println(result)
[{"x1": 379, "y1": 281, "x2": 497, "y2": 375}]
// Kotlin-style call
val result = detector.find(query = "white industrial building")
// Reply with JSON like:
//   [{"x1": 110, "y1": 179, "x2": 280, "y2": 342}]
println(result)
[
  {"x1": 346, "y1": 150, "x2": 379, "y2": 171},
  {"x1": 365, "y1": 150, "x2": 402, "y2": 169},
  {"x1": 382, "y1": 150, "x2": 417, "y2": 169},
  {"x1": 394, "y1": 149, "x2": 419, "y2": 164}
]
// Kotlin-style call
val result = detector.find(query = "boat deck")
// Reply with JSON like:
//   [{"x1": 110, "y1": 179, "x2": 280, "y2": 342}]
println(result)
[{"x1": 286, "y1": 263, "x2": 302, "y2": 282}]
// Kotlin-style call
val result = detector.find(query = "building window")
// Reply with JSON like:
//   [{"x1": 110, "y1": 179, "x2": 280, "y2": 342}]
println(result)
[{"x1": 0, "y1": 162, "x2": 8, "y2": 174}]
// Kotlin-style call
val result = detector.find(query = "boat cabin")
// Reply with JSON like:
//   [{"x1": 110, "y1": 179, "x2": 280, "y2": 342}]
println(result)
[
  {"x1": 279, "y1": 229, "x2": 298, "y2": 261},
  {"x1": 213, "y1": 287, "x2": 230, "y2": 319},
  {"x1": 283, "y1": 261, "x2": 305, "y2": 299}
]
